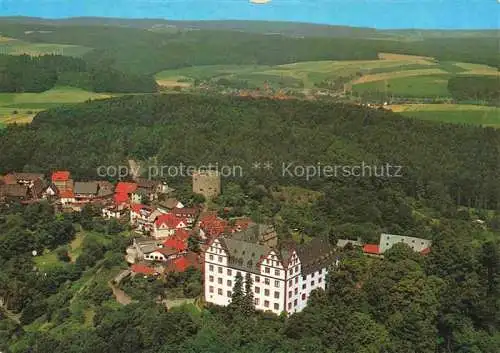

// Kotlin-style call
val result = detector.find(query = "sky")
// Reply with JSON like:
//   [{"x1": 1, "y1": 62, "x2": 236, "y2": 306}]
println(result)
[{"x1": 0, "y1": 0, "x2": 498, "y2": 29}]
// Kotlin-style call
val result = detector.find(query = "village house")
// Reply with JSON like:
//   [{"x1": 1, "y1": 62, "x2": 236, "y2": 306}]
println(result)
[
  {"x1": 131, "y1": 178, "x2": 164, "y2": 203},
  {"x1": 115, "y1": 181, "x2": 138, "y2": 205},
  {"x1": 73, "y1": 181, "x2": 99, "y2": 202},
  {"x1": 362, "y1": 233, "x2": 432, "y2": 257},
  {"x1": 153, "y1": 213, "x2": 188, "y2": 239},
  {"x1": 204, "y1": 235, "x2": 336, "y2": 315},
  {"x1": 130, "y1": 203, "x2": 161, "y2": 234},
  {"x1": 1, "y1": 173, "x2": 46, "y2": 203},
  {"x1": 158, "y1": 198, "x2": 185, "y2": 212},
  {"x1": 51, "y1": 171, "x2": 72, "y2": 193},
  {"x1": 172, "y1": 207, "x2": 199, "y2": 226}
]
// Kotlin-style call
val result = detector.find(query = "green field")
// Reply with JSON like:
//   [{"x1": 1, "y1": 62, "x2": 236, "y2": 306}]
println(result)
[
  {"x1": 155, "y1": 57, "x2": 442, "y2": 89},
  {"x1": 352, "y1": 74, "x2": 452, "y2": 98},
  {"x1": 0, "y1": 86, "x2": 117, "y2": 125},
  {"x1": 0, "y1": 36, "x2": 92, "y2": 57},
  {"x1": 392, "y1": 104, "x2": 500, "y2": 128}
]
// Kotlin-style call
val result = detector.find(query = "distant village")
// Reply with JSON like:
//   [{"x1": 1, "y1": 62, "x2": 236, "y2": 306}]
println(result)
[{"x1": 0, "y1": 169, "x2": 432, "y2": 315}]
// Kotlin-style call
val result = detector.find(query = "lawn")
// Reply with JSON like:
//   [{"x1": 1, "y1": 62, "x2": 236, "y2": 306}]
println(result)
[
  {"x1": 391, "y1": 104, "x2": 500, "y2": 127},
  {"x1": 0, "y1": 37, "x2": 92, "y2": 57},
  {"x1": 0, "y1": 86, "x2": 116, "y2": 125},
  {"x1": 352, "y1": 74, "x2": 452, "y2": 98}
]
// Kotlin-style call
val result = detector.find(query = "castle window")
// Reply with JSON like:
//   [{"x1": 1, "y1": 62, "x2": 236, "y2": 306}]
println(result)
[
  {"x1": 227, "y1": 291, "x2": 232, "y2": 297},
  {"x1": 265, "y1": 278, "x2": 270, "y2": 285},
  {"x1": 218, "y1": 288, "x2": 223, "y2": 295},
  {"x1": 274, "y1": 291, "x2": 280, "y2": 299},
  {"x1": 209, "y1": 286, "x2": 214, "y2": 293},
  {"x1": 218, "y1": 278, "x2": 223, "y2": 284},
  {"x1": 318, "y1": 277, "x2": 322, "y2": 283},
  {"x1": 255, "y1": 286, "x2": 260, "y2": 294},
  {"x1": 255, "y1": 276, "x2": 260, "y2": 283},
  {"x1": 274, "y1": 269, "x2": 280, "y2": 276},
  {"x1": 274, "y1": 280, "x2": 280, "y2": 288},
  {"x1": 255, "y1": 298, "x2": 260, "y2": 305},
  {"x1": 288, "y1": 302, "x2": 292, "y2": 310},
  {"x1": 218, "y1": 267, "x2": 223, "y2": 274},
  {"x1": 227, "y1": 280, "x2": 232, "y2": 287},
  {"x1": 264, "y1": 300, "x2": 269, "y2": 308},
  {"x1": 302, "y1": 293, "x2": 306, "y2": 301},
  {"x1": 209, "y1": 255, "x2": 213, "y2": 260},
  {"x1": 288, "y1": 291, "x2": 292, "y2": 298},
  {"x1": 274, "y1": 303, "x2": 279, "y2": 310},
  {"x1": 294, "y1": 288, "x2": 298, "y2": 295},
  {"x1": 311, "y1": 281, "x2": 315, "y2": 286},
  {"x1": 209, "y1": 276, "x2": 214, "y2": 282},
  {"x1": 227, "y1": 269, "x2": 232, "y2": 276},
  {"x1": 264, "y1": 289, "x2": 270, "y2": 296},
  {"x1": 295, "y1": 277, "x2": 298, "y2": 284},
  {"x1": 209, "y1": 265, "x2": 214, "y2": 272},
  {"x1": 294, "y1": 299, "x2": 297, "y2": 306},
  {"x1": 265, "y1": 267, "x2": 270, "y2": 274},
  {"x1": 218, "y1": 256, "x2": 222, "y2": 262}
]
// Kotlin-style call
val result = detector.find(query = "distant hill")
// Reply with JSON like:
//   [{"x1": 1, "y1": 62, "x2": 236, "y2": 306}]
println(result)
[{"x1": 0, "y1": 17, "x2": 497, "y2": 39}]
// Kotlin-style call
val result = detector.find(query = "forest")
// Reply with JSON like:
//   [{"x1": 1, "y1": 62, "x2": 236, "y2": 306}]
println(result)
[
  {"x1": 448, "y1": 76, "x2": 500, "y2": 104},
  {"x1": 0, "y1": 54, "x2": 158, "y2": 93},
  {"x1": 0, "y1": 195, "x2": 499, "y2": 352},
  {"x1": 0, "y1": 20, "x2": 498, "y2": 76}
]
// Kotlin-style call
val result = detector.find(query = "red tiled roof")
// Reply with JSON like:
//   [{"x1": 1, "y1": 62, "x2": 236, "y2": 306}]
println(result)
[
  {"x1": 163, "y1": 238, "x2": 187, "y2": 252},
  {"x1": 52, "y1": 171, "x2": 70, "y2": 182},
  {"x1": 131, "y1": 264, "x2": 156, "y2": 275},
  {"x1": 420, "y1": 247, "x2": 431, "y2": 255},
  {"x1": 3, "y1": 174, "x2": 16, "y2": 185},
  {"x1": 363, "y1": 244, "x2": 380, "y2": 255},
  {"x1": 167, "y1": 252, "x2": 201, "y2": 272},
  {"x1": 131, "y1": 203, "x2": 150, "y2": 213},
  {"x1": 115, "y1": 182, "x2": 138, "y2": 194},
  {"x1": 174, "y1": 229, "x2": 190, "y2": 241},
  {"x1": 60, "y1": 190, "x2": 74, "y2": 198},
  {"x1": 155, "y1": 213, "x2": 185, "y2": 228},
  {"x1": 114, "y1": 192, "x2": 129, "y2": 204},
  {"x1": 174, "y1": 207, "x2": 198, "y2": 216},
  {"x1": 199, "y1": 214, "x2": 228, "y2": 238}
]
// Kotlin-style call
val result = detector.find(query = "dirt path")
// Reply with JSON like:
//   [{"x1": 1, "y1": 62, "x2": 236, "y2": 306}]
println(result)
[
  {"x1": 0, "y1": 305, "x2": 20, "y2": 324},
  {"x1": 109, "y1": 282, "x2": 132, "y2": 305}
]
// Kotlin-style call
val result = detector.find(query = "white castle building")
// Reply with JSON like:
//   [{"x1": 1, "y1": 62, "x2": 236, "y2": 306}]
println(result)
[{"x1": 204, "y1": 225, "x2": 336, "y2": 315}]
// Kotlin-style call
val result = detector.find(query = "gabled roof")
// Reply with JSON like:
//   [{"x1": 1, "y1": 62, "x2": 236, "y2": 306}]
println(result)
[
  {"x1": 30, "y1": 178, "x2": 45, "y2": 199},
  {"x1": 161, "y1": 198, "x2": 182, "y2": 209},
  {"x1": 173, "y1": 207, "x2": 198, "y2": 216},
  {"x1": 114, "y1": 192, "x2": 129, "y2": 205},
  {"x1": 13, "y1": 172, "x2": 44, "y2": 181},
  {"x1": 115, "y1": 182, "x2": 138, "y2": 194},
  {"x1": 155, "y1": 213, "x2": 185, "y2": 228},
  {"x1": 199, "y1": 214, "x2": 228, "y2": 238},
  {"x1": 296, "y1": 237, "x2": 336, "y2": 275},
  {"x1": 219, "y1": 238, "x2": 270, "y2": 274},
  {"x1": 363, "y1": 244, "x2": 380, "y2": 255},
  {"x1": 1, "y1": 184, "x2": 29, "y2": 197},
  {"x1": 163, "y1": 238, "x2": 187, "y2": 252},
  {"x1": 74, "y1": 181, "x2": 98, "y2": 195},
  {"x1": 52, "y1": 171, "x2": 70, "y2": 182},
  {"x1": 131, "y1": 203, "x2": 151, "y2": 213},
  {"x1": 174, "y1": 229, "x2": 190, "y2": 241},
  {"x1": 131, "y1": 263, "x2": 156, "y2": 275},
  {"x1": 136, "y1": 178, "x2": 160, "y2": 190},
  {"x1": 60, "y1": 190, "x2": 74, "y2": 198},
  {"x1": 152, "y1": 247, "x2": 179, "y2": 256}
]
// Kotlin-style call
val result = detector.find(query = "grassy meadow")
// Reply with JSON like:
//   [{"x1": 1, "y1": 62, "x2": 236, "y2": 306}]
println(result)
[
  {"x1": 0, "y1": 86, "x2": 116, "y2": 125},
  {"x1": 390, "y1": 104, "x2": 500, "y2": 128},
  {"x1": 0, "y1": 36, "x2": 91, "y2": 57}
]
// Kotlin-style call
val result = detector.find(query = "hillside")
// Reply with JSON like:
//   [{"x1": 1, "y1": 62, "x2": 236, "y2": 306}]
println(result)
[{"x1": 1, "y1": 93, "x2": 498, "y2": 211}]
